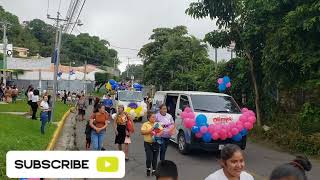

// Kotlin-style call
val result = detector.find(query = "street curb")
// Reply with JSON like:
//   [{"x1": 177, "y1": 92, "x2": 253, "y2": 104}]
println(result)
[{"x1": 46, "y1": 108, "x2": 74, "y2": 151}]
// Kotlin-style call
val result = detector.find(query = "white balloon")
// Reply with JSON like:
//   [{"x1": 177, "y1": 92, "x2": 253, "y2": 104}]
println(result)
[
  {"x1": 143, "y1": 108, "x2": 148, "y2": 113},
  {"x1": 112, "y1": 113, "x2": 117, "y2": 120},
  {"x1": 141, "y1": 102, "x2": 147, "y2": 108}
]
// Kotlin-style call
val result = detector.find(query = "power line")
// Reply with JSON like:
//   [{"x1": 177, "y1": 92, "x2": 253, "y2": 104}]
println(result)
[
  {"x1": 58, "y1": 0, "x2": 62, "y2": 12},
  {"x1": 70, "y1": 0, "x2": 86, "y2": 34}
]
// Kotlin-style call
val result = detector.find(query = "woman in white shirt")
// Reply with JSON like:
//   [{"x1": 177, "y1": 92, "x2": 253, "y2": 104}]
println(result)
[
  {"x1": 39, "y1": 95, "x2": 50, "y2": 134},
  {"x1": 205, "y1": 144, "x2": 254, "y2": 180}
]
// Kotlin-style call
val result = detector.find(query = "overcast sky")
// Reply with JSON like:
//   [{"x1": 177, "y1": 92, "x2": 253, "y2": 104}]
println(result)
[{"x1": 0, "y1": 0, "x2": 231, "y2": 72}]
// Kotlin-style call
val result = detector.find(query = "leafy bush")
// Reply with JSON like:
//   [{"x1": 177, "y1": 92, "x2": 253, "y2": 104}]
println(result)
[
  {"x1": 250, "y1": 112, "x2": 320, "y2": 156},
  {"x1": 298, "y1": 103, "x2": 320, "y2": 135}
]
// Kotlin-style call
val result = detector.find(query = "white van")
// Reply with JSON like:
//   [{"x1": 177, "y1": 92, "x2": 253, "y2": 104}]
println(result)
[
  {"x1": 115, "y1": 90, "x2": 147, "y2": 121},
  {"x1": 152, "y1": 91, "x2": 246, "y2": 154}
]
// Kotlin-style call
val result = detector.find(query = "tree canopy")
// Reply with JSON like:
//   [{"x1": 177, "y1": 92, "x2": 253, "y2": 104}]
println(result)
[
  {"x1": 186, "y1": 0, "x2": 320, "y2": 125},
  {"x1": 0, "y1": 6, "x2": 119, "y2": 67},
  {"x1": 139, "y1": 26, "x2": 212, "y2": 90}
]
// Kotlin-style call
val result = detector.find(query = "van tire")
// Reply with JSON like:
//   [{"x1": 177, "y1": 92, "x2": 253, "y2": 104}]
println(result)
[{"x1": 178, "y1": 131, "x2": 189, "y2": 154}]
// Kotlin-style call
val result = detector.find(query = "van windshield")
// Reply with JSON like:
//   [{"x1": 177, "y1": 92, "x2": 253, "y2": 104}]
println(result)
[
  {"x1": 118, "y1": 91, "x2": 143, "y2": 102},
  {"x1": 191, "y1": 95, "x2": 241, "y2": 113}
]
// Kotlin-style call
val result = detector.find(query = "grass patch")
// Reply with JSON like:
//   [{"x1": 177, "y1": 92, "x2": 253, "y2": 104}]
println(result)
[
  {"x1": 0, "y1": 100, "x2": 29, "y2": 112},
  {"x1": 0, "y1": 102, "x2": 70, "y2": 179}
]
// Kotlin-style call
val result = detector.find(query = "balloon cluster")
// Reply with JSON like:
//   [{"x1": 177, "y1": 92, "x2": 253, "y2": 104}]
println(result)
[
  {"x1": 181, "y1": 108, "x2": 256, "y2": 143},
  {"x1": 152, "y1": 122, "x2": 163, "y2": 144},
  {"x1": 217, "y1": 76, "x2": 231, "y2": 92},
  {"x1": 106, "y1": 79, "x2": 118, "y2": 91},
  {"x1": 133, "y1": 83, "x2": 143, "y2": 91},
  {"x1": 125, "y1": 103, "x2": 148, "y2": 119}
]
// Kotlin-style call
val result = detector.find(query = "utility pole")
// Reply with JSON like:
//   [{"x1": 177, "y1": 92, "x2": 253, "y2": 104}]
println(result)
[
  {"x1": 83, "y1": 59, "x2": 87, "y2": 94},
  {"x1": 51, "y1": 25, "x2": 63, "y2": 121},
  {"x1": 47, "y1": 12, "x2": 68, "y2": 121},
  {"x1": 1, "y1": 22, "x2": 10, "y2": 86}
]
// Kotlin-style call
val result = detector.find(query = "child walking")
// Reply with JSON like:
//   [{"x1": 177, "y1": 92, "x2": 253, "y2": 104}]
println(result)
[{"x1": 141, "y1": 111, "x2": 160, "y2": 176}]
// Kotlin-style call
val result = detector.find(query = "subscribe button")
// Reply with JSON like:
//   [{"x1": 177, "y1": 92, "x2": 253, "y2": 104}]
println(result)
[{"x1": 6, "y1": 151, "x2": 125, "y2": 178}]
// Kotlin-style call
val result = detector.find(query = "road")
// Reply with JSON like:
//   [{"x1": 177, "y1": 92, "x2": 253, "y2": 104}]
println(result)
[{"x1": 73, "y1": 105, "x2": 320, "y2": 180}]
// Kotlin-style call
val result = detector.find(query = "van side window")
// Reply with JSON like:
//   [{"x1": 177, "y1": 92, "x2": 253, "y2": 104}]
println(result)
[{"x1": 179, "y1": 95, "x2": 190, "y2": 111}]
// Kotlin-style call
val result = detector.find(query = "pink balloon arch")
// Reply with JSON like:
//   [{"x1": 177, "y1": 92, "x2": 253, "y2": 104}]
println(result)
[{"x1": 181, "y1": 107, "x2": 256, "y2": 142}]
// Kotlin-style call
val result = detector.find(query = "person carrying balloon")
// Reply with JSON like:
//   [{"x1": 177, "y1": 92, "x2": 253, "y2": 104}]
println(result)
[
  {"x1": 141, "y1": 111, "x2": 161, "y2": 176},
  {"x1": 155, "y1": 104, "x2": 175, "y2": 161}
]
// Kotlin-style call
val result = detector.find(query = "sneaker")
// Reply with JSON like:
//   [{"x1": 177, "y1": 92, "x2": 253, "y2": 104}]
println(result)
[
  {"x1": 152, "y1": 170, "x2": 156, "y2": 176},
  {"x1": 146, "y1": 169, "x2": 151, "y2": 177}
]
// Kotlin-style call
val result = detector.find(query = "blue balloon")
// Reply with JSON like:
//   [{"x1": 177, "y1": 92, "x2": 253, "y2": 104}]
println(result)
[
  {"x1": 223, "y1": 76, "x2": 231, "y2": 83},
  {"x1": 109, "y1": 79, "x2": 116, "y2": 85},
  {"x1": 232, "y1": 133, "x2": 243, "y2": 142},
  {"x1": 218, "y1": 83, "x2": 227, "y2": 92},
  {"x1": 196, "y1": 114, "x2": 207, "y2": 126},
  {"x1": 202, "y1": 132, "x2": 212, "y2": 143},
  {"x1": 240, "y1": 129, "x2": 248, "y2": 136},
  {"x1": 191, "y1": 126, "x2": 200, "y2": 133}
]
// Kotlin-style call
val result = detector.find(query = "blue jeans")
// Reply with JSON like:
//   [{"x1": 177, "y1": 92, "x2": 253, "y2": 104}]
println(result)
[
  {"x1": 40, "y1": 112, "x2": 48, "y2": 134},
  {"x1": 160, "y1": 138, "x2": 170, "y2": 161},
  {"x1": 91, "y1": 129, "x2": 106, "y2": 150}
]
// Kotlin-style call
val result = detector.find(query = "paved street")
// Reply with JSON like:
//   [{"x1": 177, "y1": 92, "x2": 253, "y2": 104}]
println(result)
[{"x1": 70, "y1": 105, "x2": 320, "y2": 180}]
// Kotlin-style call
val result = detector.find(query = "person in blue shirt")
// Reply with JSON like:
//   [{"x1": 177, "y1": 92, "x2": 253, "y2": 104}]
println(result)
[{"x1": 103, "y1": 95, "x2": 113, "y2": 113}]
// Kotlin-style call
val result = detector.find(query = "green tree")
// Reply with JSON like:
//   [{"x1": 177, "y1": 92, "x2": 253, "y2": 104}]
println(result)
[
  {"x1": 121, "y1": 64, "x2": 143, "y2": 82},
  {"x1": 139, "y1": 26, "x2": 211, "y2": 90}
]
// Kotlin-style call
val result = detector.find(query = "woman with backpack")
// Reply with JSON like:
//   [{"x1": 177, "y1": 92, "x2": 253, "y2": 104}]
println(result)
[
  {"x1": 113, "y1": 105, "x2": 134, "y2": 160},
  {"x1": 89, "y1": 104, "x2": 109, "y2": 150}
]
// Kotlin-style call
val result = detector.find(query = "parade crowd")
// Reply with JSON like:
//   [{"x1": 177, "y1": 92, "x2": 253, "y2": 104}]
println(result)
[
  {"x1": 1, "y1": 83, "x2": 313, "y2": 180},
  {"x1": 81, "y1": 92, "x2": 312, "y2": 180}
]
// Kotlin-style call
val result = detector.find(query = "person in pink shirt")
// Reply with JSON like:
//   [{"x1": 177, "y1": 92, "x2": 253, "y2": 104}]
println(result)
[{"x1": 155, "y1": 104, "x2": 175, "y2": 161}]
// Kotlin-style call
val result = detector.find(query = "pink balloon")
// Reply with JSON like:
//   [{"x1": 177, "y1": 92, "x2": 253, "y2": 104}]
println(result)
[
  {"x1": 227, "y1": 132, "x2": 233, "y2": 138},
  {"x1": 217, "y1": 78, "x2": 223, "y2": 84},
  {"x1": 195, "y1": 132, "x2": 203, "y2": 138},
  {"x1": 214, "y1": 124, "x2": 222, "y2": 131},
  {"x1": 181, "y1": 111, "x2": 187, "y2": 119},
  {"x1": 200, "y1": 126, "x2": 208, "y2": 134},
  {"x1": 186, "y1": 112, "x2": 195, "y2": 119},
  {"x1": 239, "y1": 115, "x2": 248, "y2": 122},
  {"x1": 220, "y1": 134, "x2": 227, "y2": 140},
  {"x1": 247, "y1": 110, "x2": 255, "y2": 117},
  {"x1": 231, "y1": 128, "x2": 239, "y2": 136},
  {"x1": 244, "y1": 122, "x2": 252, "y2": 130},
  {"x1": 211, "y1": 132, "x2": 220, "y2": 140},
  {"x1": 241, "y1": 108, "x2": 249, "y2": 113},
  {"x1": 184, "y1": 118, "x2": 195, "y2": 129},
  {"x1": 236, "y1": 121, "x2": 244, "y2": 131},
  {"x1": 243, "y1": 122, "x2": 254, "y2": 130},
  {"x1": 184, "y1": 107, "x2": 192, "y2": 113},
  {"x1": 219, "y1": 128, "x2": 227, "y2": 137},
  {"x1": 208, "y1": 124, "x2": 215, "y2": 133},
  {"x1": 248, "y1": 116, "x2": 256, "y2": 124},
  {"x1": 226, "y1": 82, "x2": 231, "y2": 88}
]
